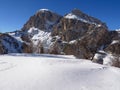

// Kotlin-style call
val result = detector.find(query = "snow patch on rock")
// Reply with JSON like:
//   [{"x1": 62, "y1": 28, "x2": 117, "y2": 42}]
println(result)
[
  {"x1": 27, "y1": 27, "x2": 53, "y2": 53},
  {"x1": 64, "y1": 13, "x2": 101, "y2": 27}
]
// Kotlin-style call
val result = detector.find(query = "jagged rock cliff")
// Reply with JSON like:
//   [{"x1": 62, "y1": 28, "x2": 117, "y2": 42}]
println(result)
[
  {"x1": 0, "y1": 33, "x2": 22, "y2": 53},
  {"x1": 105, "y1": 30, "x2": 120, "y2": 55},
  {"x1": 51, "y1": 9, "x2": 110, "y2": 59},
  {"x1": 93, "y1": 30, "x2": 120, "y2": 67}
]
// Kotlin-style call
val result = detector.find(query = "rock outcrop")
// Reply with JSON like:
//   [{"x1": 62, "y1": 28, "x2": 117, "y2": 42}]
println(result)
[
  {"x1": 0, "y1": 33, "x2": 22, "y2": 53},
  {"x1": 105, "y1": 30, "x2": 120, "y2": 55},
  {"x1": 51, "y1": 9, "x2": 110, "y2": 59},
  {"x1": 93, "y1": 30, "x2": 120, "y2": 67}
]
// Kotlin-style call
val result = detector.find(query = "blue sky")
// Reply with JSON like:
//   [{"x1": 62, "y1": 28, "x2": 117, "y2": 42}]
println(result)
[{"x1": 0, "y1": 0, "x2": 120, "y2": 32}]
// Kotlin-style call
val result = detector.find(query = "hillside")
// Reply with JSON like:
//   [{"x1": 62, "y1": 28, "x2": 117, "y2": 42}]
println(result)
[{"x1": 0, "y1": 54, "x2": 120, "y2": 90}]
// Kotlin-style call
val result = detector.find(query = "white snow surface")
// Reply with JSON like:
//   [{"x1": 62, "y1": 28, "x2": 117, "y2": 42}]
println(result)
[
  {"x1": 0, "y1": 54, "x2": 120, "y2": 90},
  {"x1": 65, "y1": 13, "x2": 79, "y2": 20},
  {"x1": 103, "y1": 54, "x2": 116, "y2": 65},
  {"x1": 111, "y1": 40, "x2": 119, "y2": 45},
  {"x1": 36, "y1": 9, "x2": 52, "y2": 14},
  {"x1": 38, "y1": 9, "x2": 51, "y2": 12},
  {"x1": 69, "y1": 40, "x2": 77, "y2": 44}
]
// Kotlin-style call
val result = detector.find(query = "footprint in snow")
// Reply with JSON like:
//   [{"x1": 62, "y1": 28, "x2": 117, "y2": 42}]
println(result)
[
  {"x1": 91, "y1": 66, "x2": 108, "y2": 72},
  {"x1": 0, "y1": 62, "x2": 16, "y2": 72}
]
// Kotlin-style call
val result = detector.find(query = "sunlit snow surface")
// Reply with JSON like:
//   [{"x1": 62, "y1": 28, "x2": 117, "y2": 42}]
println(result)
[{"x1": 0, "y1": 54, "x2": 120, "y2": 90}]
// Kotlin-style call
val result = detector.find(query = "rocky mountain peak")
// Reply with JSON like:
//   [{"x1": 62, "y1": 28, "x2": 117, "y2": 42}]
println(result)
[
  {"x1": 22, "y1": 9, "x2": 62, "y2": 31},
  {"x1": 37, "y1": 9, "x2": 51, "y2": 12},
  {"x1": 35, "y1": 9, "x2": 55, "y2": 16},
  {"x1": 71, "y1": 8, "x2": 83, "y2": 15},
  {"x1": 36, "y1": 9, "x2": 54, "y2": 14},
  {"x1": 65, "y1": 9, "x2": 107, "y2": 28}
]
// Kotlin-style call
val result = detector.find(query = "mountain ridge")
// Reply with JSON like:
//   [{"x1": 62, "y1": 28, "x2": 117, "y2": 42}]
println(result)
[{"x1": 0, "y1": 8, "x2": 119, "y2": 67}]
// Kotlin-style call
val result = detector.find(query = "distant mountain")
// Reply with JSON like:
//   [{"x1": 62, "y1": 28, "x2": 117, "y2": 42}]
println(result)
[{"x1": 0, "y1": 9, "x2": 119, "y2": 67}]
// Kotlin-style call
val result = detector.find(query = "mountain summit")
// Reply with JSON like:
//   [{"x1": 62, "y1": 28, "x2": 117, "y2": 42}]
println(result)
[
  {"x1": 22, "y1": 9, "x2": 62, "y2": 31},
  {"x1": 65, "y1": 9, "x2": 106, "y2": 28}
]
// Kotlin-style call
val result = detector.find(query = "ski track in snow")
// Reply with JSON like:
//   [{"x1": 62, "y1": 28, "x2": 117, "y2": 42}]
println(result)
[{"x1": 0, "y1": 54, "x2": 120, "y2": 90}]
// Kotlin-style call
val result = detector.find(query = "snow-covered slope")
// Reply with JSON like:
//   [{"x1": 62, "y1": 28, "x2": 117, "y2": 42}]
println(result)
[
  {"x1": 7, "y1": 27, "x2": 56, "y2": 53},
  {"x1": 0, "y1": 54, "x2": 120, "y2": 90},
  {"x1": 8, "y1": 31, "x2": 23, "y2": 43},
  {"x1": 27, "y1": 27, "x2": 52, "y2": 45},
  {"x1": 26, "y1": 27, "x2": 56, "y2": 53},
  {"x1": 0, "y1": 34, "x2": 22, "y2": 53}
]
